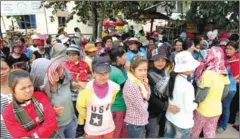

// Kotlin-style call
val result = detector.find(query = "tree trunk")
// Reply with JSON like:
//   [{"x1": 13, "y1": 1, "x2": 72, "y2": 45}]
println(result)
[
  {"x1": 91, "y1": 2, "x2": 98, "y2": 41},
  {"x1": 150, "y1": 19, "x2": 154, "y2": 32},
  {"x1": 98, "y1": 2, "x2": 105, "y2": 38}
]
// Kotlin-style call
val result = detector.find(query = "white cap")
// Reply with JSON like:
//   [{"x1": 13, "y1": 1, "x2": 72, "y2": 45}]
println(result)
[
  {"x1": 58, "y1": 34, "x2": 70, "y2": 44},
  {"x1": 174, "y1": 51, "x2": 200, "y2": 73},
  {"x1": 31, "y1": 34, "x2": 40, "y2": 40}
]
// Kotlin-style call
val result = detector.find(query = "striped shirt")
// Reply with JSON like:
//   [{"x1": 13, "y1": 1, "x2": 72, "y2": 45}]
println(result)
[{"x1": 1, "y1": 93, "x2": 12, "y2": 138}]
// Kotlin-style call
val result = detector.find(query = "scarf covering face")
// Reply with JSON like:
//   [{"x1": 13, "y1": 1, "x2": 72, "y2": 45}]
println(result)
[
  {"x1": 47, "y1": 61, "x2": 64, "y2": 85},
  {"x1": 127, "y1": 71, "x2": 148, "y2": 100},
  {"x1": 195, "y1": 46, "x2": 227, "y2": 84},
  {"x1": 12, "y1": 96, "x2": 62, "y2": 138}
]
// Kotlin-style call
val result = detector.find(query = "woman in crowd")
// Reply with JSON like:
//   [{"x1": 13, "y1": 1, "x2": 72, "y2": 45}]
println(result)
[
  {"x1": 191, "y1": 46, "x2": 230, "y2": 138},
  {"x1": 8, "y1": 45, "x2": 29, "y2": 70},
  {"x1": 16, "y1": 38, "x2": 32, "y2": 59},
  {"x1": 3, "y1": 70, "x2": 61, "y2": 138},
  {"x1": 76, "y1": 56, "x2": 120, "y2": 138},
  {"x1": 169, "y1": 38, "x2": 183, "y2": 63},
  {"x1": 31, "y1": 39, "x2": 51, "y2": 61},
  {"x1": 84, "y1": 43, "x2": 98, "y2": 71},
  {"x1": 146, "y1": 48, "x2": 179, "y2": 138},
  {"x1": 125, "y1": 38, "x2": 147, "y2": 70},
  {"x1": 164, "y1": 51, "x2": 199, "y2": 138},
  {"x1": 123, "y1": 56, "x2": 150, "y2": 138},
  {"x1": 217, "y1": 41, "x2": 239, "y2": 133},
  {"x1": 30, "y1": 60, "x2": 77, "y2": 138},
  {"x1": 1, "y1": 55, "x2": 12, "y2": 138},
  {"x1": 108, "y1": 46, "x2": 128, "y2": 138}
]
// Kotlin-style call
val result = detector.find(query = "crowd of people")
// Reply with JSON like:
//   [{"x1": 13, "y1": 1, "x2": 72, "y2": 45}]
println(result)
[{"x1": 0, "y1": 27, "x2": 239, "y2": 138}]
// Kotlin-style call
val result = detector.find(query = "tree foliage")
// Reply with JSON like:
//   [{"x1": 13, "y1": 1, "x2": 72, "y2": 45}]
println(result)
[{"x1": 185, "y1": 1, "x2": 239, "y2": 31}]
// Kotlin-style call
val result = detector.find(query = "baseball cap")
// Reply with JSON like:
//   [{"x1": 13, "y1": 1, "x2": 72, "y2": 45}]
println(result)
[
  {"x1": 92, "y1": 56, "x2": 111, "y2": 73},
  {"x1": 151, "y1": 48, "x2": 168, "y2": 61},
  {"x1": 84, "y1": 43, "x2": 98, "y2": 52}
]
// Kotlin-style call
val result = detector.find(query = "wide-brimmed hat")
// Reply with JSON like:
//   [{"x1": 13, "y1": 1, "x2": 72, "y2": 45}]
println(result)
[
  {"x1": 92, "y1": 56, "x2": 111, "y2": 73},
  {"x1": 58, "y1": 34, "x2": 70, "y2": 44},
  {"x1": 151, "y1": 48, "x2": 168, "y2": 61},
  {"x1": 128, "y1": 37, "x2": 140, "y2": 44},
  {"x1": 66, "y1": 44, "x2": 80, "y2": 55},
  {"x1": 174, "y1": 51, "x2": 200, "y2": 72},
  {"x1": 95, "y1": 38, "x2": 102, "y2": 44},
  {"x1": 84, "y1": 43, "x2": 98, "y2": 52}
]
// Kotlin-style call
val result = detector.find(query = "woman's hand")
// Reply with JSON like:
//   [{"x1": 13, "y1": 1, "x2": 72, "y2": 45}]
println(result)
[
  {"x1": 78, "y1": 81, "x2": 87, "y2": 89},
  {"x1": 168, "y1": 104, "x2": 180, "y2": 114},
  {"x1": 53, "y1": 105, "x2": 64, "y2": 116},
  {"x1": 71, "y1": 81, "x2": 79, "y2": 89},
  {"x1": 142, "y1": 77, "x2": 149, "y2": 89}
]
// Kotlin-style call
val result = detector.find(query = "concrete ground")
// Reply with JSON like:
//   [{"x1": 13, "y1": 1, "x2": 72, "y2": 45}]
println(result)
[{"x1": 216, "y1": 124, "x2": 239, "y2": 138}]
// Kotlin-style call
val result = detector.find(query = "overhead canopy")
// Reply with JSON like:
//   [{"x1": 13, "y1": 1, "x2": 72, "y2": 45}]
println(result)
[{"x1": 137, "y1": 11, "x2": 170, "y2": 20}]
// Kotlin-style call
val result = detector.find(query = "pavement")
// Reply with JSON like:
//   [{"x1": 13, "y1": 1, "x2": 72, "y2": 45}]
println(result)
[{"x1": 216, "y1": 124, "x2": 239, "y2": 138}]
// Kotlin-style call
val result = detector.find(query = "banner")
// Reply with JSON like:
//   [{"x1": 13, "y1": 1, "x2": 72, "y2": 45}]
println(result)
[{"x1": 1, "y1": 1, "x2": 43, "y2": 16}]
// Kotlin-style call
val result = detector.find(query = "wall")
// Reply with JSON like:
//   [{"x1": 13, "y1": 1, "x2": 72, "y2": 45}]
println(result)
[{"x1": 1, "y1": 1, "x2": 93, "y2": 37}]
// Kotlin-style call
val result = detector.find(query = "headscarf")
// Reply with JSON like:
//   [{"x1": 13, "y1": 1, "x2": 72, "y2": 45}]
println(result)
[
  {"x1": 203, "y1": 40, "x2": 209, "y2": 49},
  {"x1": 47, "y1": 61, "x2": 64, "y2": 85},
  {"x1": 30, "y1": 58, "x2": 51, "y2": 89},
  {"x1": 195, "y1": 46, "x2": 227, "y2": 84},
  {"x1": 50, "y1": 43, "x2": 68, "y2": 62}
]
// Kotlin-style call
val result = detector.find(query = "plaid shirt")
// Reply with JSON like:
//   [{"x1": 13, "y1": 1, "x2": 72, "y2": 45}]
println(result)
[{"x1": 123, "y1": 80, "x2": 150, "y2": 126}]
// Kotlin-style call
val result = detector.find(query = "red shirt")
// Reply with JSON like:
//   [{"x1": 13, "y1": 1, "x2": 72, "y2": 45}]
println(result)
[
  {"x1": 3, "y1": 92, "x2": 59, "y2": 138},
  {"x1": 64, "y1": 58, "x2": 91, "y2": 82}
]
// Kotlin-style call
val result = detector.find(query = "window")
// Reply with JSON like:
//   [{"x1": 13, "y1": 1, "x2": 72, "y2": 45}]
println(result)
[
  {"x1": 58, "y1": 16, "x2": 66, "y2": 27},
  {"x1": 18, "y1": 15, "x2": 36, "y2": 29}
]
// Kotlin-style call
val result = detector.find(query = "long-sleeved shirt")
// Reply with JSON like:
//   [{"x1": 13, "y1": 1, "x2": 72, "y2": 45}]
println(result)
[
  {"x1": 3, "y1": 92, "x2": 59, "y2": 138},
  {"x1": 123, "y1": 79, "x2": 151, "y2": 126},
  {"x1": 166, "y1": 75, "x2": 198, "y2": 129}
]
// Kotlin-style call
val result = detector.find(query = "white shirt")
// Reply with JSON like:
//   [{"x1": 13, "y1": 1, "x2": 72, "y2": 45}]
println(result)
[{"x1": 166, "y1": 74, "x2": 198, "y2": 129}]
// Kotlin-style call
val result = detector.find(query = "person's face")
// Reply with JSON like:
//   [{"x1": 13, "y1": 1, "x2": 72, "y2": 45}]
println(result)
[
  {"x1": 131, "y1": 62, "x2": 148, "y2": 80},
  {"x1": 195, "y1": 44, "x2": 201, "y2": 49},
  {"x1": 175, "y1": 41, "x2": 183, "y2": 52},
  {"x1": 13, "y1": 46, "x2": 22, "y2": 54},
  {"x1": 1, "y1": 61, "x2": 10, "y2": 82},
  {"x1": 93, "y1": 72, "x2": 110, "y2": 84},
  {"x1": 17, "y1": 40, "x2": 23, "y2": 47},
  {"x1": 153, "y1": 58, "x2": 167, "y2": 70},
  {"x1": 225, "y1": 45, "x2": 237, "y2": 57},
  {"x1": 106, "y1": 39, "x2": 112, "y2": 46},
  {"x1": 13, "y1": 78, "x2": 34, "y2": 102},
  {"x1": 188, "y1": 42, "x2": 195, "y2": 52},
  {"x1": 129, "y1": 41, "x2": 138, "y2": 51},
  {"x1": 86, "y1": 51, "x2": 97, "y2": 57},
  {"x1": 149, "y1": 40, "x2": 155, "y2": 45},
  {"x1": 117, "y1": 53, "x2": 126, "y2": 66},
  {"x1": 38, "y1": 46, "x2": 45, "y2": 50},
  {"x1": 67, "y1": 53, "x2": 79, "y2": 63},
  {"x1": 95, "y1": 43, "x2": 102, "y2": 49},
  {"x1": 200, "y1": 40, "x2": 207, "y2": 49}
]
